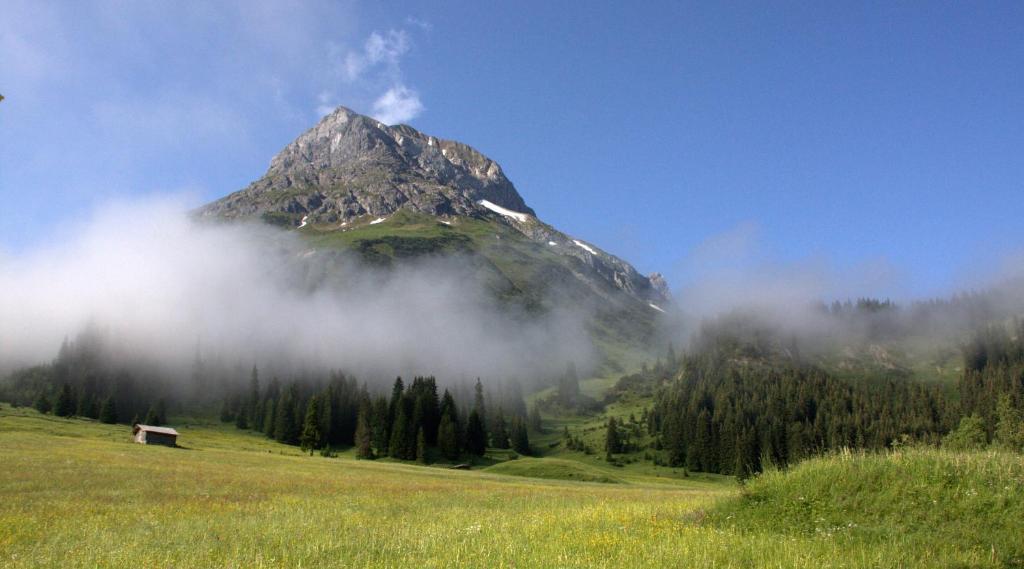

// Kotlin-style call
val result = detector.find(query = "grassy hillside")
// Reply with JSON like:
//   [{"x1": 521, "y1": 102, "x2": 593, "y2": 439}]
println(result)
[
  {"x1": 484, "y1": 457, "x2": 626, "y2": 484},
  {"x1": 710, "y1": 448, "x2": 1024, "y2": 567},
  {"x1": 2, "y1": 404, "x2": 1022, "y2": 567}
]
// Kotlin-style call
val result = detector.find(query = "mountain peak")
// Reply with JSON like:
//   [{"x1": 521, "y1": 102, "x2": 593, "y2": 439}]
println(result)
[
  {"x1": 201, "y1": 105, "x2": 533, "y2": 224},
  {"x1": 199, "y1": 105, "x2": 669, "y2": 305}
]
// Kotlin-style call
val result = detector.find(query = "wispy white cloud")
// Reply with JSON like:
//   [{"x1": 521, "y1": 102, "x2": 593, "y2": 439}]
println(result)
[
  {"x1": 320, "y1": 25, "x2": 426, "y2": 124},
  {"x1": 371, "y1": 85, "x2": 424, "y2": 125},
  {"x1": 404, "y1": 17, "x2": 433, "y2": 31},
  {"x1": 343, "y1": 29, "x2": 410, "y2": 82}
]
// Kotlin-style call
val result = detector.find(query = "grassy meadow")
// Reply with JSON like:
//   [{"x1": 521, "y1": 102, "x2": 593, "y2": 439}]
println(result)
[{"x1": 1, "y1": 404, "x2": 1022, "y2": 568}]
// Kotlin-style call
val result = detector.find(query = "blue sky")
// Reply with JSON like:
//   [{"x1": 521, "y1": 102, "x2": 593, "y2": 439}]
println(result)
[{"x1": 2, "y1": 1, "x2": 1022, "y2": 299}]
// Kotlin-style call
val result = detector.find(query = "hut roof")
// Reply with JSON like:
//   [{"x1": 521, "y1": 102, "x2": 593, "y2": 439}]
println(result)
[{"x1": 133, "y1": 424, "x2": 179, "y2": 436}]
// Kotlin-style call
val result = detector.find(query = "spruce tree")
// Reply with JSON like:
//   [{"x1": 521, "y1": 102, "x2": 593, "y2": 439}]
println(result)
[
  {"x1": 77, "y1": 393, "x2": 99, "y2": 419},
  {"x1": 473, "y1": 378, "x2": 486, "y2": 426},
  {"x1": 416, "y1": 427, "x2": 428, "y2": 464},
  {"x1": 274, "y1": 387, "x2": 300, "y2": 445},
  {"x1": 54, "y1": 384, "x2": 76, "y2": 417},
  {"x1": 235, "y1": 402, "x2": 249, "y2": 429},
  {"x1": 510, "y1": 416, "x2": 530, "y2": 455},
  {"x1": 144, "y1": 405, "x2": 160, "y2": 426},
  {"x1": 371, "y1": 396, "x2": 390, "y2": 455},
  {"x1": 99, "y1": 396, "x2": 118, "y2": 424},
  {"x1": 300, "y1": 395, "x2": 324, "y2": 453},
  {"x1": 491, "y1": 409, "x2": 510, "y2": 449},
  {"x1": 438, "y1": 410, "x2": 459, "y2": 460},
  {"x1": 34, "y1": 392, "x2": 52, "y2": 414},
  {"x1": 354, "y1": 400, "x2": 374, "y2": 459},
  {"x1": 605, "y1": 416, "x2": 622, "y2": 458},
  {"x1": 466, "y1": 409, "x2": 487, "y2": 456},
  {"x1": 248, "y1": 366, "x2": 261, "y2": 427},
  {"x1": 387, "y1": 377, "x2": 405, "y2": 445},
  {"x1": 262, "y1": 398, "x2": 276, "y2": 438},
  {"x1": 418, "y1": 377, "x2": 441, "y2": 445},
  {"x1": 389, "y1": 402, "x2": 411, "y2": 459}
]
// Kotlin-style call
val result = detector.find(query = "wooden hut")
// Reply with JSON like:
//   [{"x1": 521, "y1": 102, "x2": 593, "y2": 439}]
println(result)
[{"x1": 132, "y1": 424, "x2": 179, "y2": 447}]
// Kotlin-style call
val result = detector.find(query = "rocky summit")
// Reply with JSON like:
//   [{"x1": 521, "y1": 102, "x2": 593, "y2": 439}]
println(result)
[
  {"x1": 200, "y1": 106, "x2": 531, "y2": 223},
  {"x1": 200, "y1": 106, "x2": 669, "y2": 306}
]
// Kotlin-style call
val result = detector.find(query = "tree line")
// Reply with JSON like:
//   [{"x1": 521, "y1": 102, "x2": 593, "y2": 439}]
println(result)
[
  {"x1": 219, "y1": 371, "x2": 533, "y2": 462},
  {"x1": 614, "y1": 317, "x2": 1024, "y2": 478}
]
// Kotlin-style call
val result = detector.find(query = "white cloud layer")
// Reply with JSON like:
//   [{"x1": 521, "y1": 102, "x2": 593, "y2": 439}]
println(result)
[{"x1": 0, "y1": 198, "x2": 592, "y2": 384}]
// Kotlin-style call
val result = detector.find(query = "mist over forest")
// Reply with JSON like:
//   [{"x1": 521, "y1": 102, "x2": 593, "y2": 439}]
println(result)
[{"x1": 0, "y1": 199, "x2": 594, "y2": 389}]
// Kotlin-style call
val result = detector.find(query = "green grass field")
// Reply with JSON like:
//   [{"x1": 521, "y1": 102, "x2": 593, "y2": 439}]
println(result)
[{"x1": 2, "y1": 404, "x2": 1021, "y2": 568}]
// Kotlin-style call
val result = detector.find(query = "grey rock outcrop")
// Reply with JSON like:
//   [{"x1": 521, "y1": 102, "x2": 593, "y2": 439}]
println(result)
[{"x1": 199, "y1": 106, "x2": 531, "y2": 223}]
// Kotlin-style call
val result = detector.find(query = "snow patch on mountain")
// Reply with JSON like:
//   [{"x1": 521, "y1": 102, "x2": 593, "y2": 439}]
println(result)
[
  {"x1": 370, "y1": 217, "x2": 387, "y2": 225},
  {"x1": 478, "y1": 200, "x2": 530, "y2": 222},
  {"x1": 572, "y1": 240, "x2": 597, "y2": 255}
]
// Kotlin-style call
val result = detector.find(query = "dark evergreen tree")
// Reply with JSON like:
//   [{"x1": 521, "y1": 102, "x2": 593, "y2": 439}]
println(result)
[
  {"x1": 77, "y1": 392, "x2": 99, "y2": 419},
  {"x1": 466, "y1": 409, "x2": 487, "y2": 456},
  {"x1": 491, "y1": 409, "x2": 510, "y2": 449},
  {"x1": 274, "y1": 386, "x2": 300, "y2": 445},
  {"x1": 416, "y1": 427, "x2": 428, "y2": 464},
  {"x1": 262, "y1": 398, "x2": 277, "y2": 438},
  {"x1": 389, "y1": 400, "x2": 412, "y2": 459},
  {"x1": 473, "y1": 378, "x2": 487, "y2": 425},
  {"x1": 411, "y1": 376, "x2": 441, "y2": 445},
  {"x1": 143, "y1": 404, "x2": 161, "y2": 426},
  {"x1": 300, "y1": 394, "x2": 324, "y2": 453},
  {"x1": 438, "y1": 409, "x2": 460, "y2": 460},
  {"x1": 388, "y1": 377, "x2": 405, "y2": 445},
  {"x1": 605, "y1": 416, "x2": 622, "y2": 458},
  {"x1": 54, "y1": 384, "x2": 76, "y2": 417},
  {"x1": 371, "y1": 395, "x2": 390, "y2": 455},
  {"x1": 99, "y1": 396, "x2": 118, "y2": 424},
  {"x1": 510, "y1": 415, "x2": 530, "y2": 455},
  {"x1": 235, "y1": 404, "x2": 249, "y2": 429},
  {"x1": 355, "y1": 399, "x2": 374, "y2": 459},
  {"x1": 34, "y1": 392, "x2": 52, "y2": 414},
  {"x1": 248, "y1": 365, "x2": 261, "y2": 428}
]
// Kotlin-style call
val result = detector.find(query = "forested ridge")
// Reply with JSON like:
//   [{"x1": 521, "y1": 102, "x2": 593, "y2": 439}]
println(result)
[
  {"x1": 637, "y1": 315, "x2": 1024, "y2": 477},
  {"x1": 4, "y1": 298, "x2": 1024, "y2": 474}
]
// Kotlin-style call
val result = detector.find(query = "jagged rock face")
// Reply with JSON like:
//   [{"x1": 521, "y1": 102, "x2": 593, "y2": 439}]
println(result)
[
  {"x1": 648, "y1": 273, "x2": 672, "y2": 302},
  {"x1": 199, "y1": 107, "x2": 532, "y2": 223},
  {"x1": 199, "y1": 105, "x2": 669, "y2": 305}
]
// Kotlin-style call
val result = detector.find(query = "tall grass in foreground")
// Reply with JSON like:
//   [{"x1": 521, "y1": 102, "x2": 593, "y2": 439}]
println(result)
[
  {"x1": 1, "y1": 406, "x2": 1022, "y2": 568},
  {"x1": 711, "y1": 447, "x2": 1024, "y2": 567}
]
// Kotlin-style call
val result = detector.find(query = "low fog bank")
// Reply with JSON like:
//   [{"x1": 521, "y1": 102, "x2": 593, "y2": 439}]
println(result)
[
  {"x1": 0, "y1": 199, "x2": 594, "y2": 387},
  {"x1": 661, "y1": 224, "x2": 1024, "y2": 356}
]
